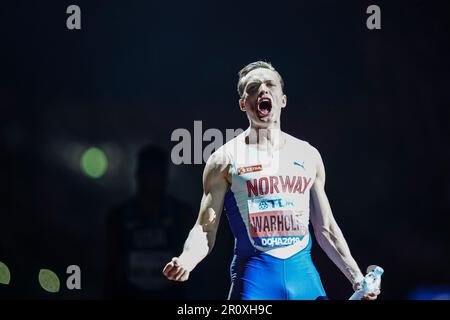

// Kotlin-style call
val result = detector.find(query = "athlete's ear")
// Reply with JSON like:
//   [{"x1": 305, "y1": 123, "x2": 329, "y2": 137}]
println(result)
[
  {"x1": 281, "y1": 95, "x2": 287, "y2": 108},
  {"x1": 239, "y1": 98, "x2": 246, "y2": 112}
]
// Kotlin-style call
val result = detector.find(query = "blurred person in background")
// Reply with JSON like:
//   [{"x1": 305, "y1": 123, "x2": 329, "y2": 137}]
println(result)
[{"x1": 105, "y1": 144, "x2": 193, "y2": 299}]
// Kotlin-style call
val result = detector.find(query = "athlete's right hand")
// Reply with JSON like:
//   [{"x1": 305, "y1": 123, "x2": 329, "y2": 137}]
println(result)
[{"x1": 162, "y1": 257, "x2": 190, "y2": 282}]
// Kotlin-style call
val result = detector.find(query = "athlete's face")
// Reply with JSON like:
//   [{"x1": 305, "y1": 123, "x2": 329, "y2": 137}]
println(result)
[{"x1": 239, "y1": 68, "x2": 287, "y2": 126}]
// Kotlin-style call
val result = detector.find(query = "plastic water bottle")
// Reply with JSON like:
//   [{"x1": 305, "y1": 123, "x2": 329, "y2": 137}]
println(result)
[{"x1": 349, "y1": 266, "x2": 384, "y2": 300}]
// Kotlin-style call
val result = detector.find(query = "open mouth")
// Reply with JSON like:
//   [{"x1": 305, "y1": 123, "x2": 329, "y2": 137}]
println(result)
[{"x1": 257, "y1": 98, "x2": 272, "y2": 117}]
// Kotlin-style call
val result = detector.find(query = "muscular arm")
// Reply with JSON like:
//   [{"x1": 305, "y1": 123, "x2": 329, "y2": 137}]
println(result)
[
  {"x1": 163, "y1": 151, "x2": 230, "y2": 281},
  {"x1": 309, "y1": 150, "x2": 365, "y2": 287}
]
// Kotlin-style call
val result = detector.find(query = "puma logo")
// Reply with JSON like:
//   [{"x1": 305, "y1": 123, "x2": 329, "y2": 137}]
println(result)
[{"x1": 294, "y1": 161, "x2": 305, "y2": 170}]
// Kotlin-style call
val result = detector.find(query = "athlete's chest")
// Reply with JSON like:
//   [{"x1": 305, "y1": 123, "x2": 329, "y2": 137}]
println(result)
[{"x1": 231, "y1": 147, "x2": 317, "y2": 198}]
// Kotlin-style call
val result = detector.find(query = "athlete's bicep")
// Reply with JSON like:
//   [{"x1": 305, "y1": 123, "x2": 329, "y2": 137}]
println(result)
[{"x1": 195, "y1": 151, "x2": 230, "y2": 235}]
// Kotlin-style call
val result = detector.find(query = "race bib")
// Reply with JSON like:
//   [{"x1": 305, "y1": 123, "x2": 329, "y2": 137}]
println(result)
[{"x1": 247, "y1": 196, "x2": 308, "y2": 248}]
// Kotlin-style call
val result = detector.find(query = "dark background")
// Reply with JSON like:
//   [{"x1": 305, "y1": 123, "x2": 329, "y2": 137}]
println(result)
[{"x1": 1, "y1": 0, "x2": 449, "y2": 299}]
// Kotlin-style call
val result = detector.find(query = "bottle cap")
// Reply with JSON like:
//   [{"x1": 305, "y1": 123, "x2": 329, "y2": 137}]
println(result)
[{"x1": 372, "y1": 266, "x2": 384, "y2": 277}]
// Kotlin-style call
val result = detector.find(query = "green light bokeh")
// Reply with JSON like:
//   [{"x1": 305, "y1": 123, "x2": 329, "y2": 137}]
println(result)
[
  {"x1": 38, "y1": 269, "x2": 60, "y2": 293},
  {"x1": 80, "y1": 147, "x2": 108, "y2": 178},
  {"x1": 0, "y1": 261, "x2": 11, "y2": 285}
]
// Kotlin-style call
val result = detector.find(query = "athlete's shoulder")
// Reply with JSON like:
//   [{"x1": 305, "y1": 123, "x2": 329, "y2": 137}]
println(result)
[
  {"x1": 223, "y1": 130, "x2": 246, "y2": 147},
  {"x1": 213, "y1": 131, "x2": 246, "y2": 158},
  {"x1": 285, "y1": 132, "x2": 316, "y2": 151},
  {"x1": 285, "y1": 132, "x2": 322, "y2": 162},
  {"x1": 206, "y1": 132, "x2": 243, "y2": 168}
]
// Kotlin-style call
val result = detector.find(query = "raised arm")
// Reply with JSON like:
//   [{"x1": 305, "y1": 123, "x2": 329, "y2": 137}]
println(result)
[
  {"x1": 163, "y1": 151, "x2": 230, "y2": 282},
  {"x1": 310, "y1": 148, "x2": 380, "y2": 299}
]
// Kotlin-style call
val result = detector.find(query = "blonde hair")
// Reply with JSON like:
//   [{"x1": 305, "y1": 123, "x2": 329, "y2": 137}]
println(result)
[{"x1": 237, "y1": 61, "x2": 284, "y2": 98}]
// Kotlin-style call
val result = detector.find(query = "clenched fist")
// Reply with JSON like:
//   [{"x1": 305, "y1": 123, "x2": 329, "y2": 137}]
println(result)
[
  {"x1": 162, "y1": 257, "x2": 190, "y2": 282},
  {"x1": 353, "y1": 282, "x2": 381, "y2": 300}
]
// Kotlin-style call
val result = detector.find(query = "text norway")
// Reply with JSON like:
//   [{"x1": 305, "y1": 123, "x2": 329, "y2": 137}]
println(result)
[{"x1": 246, "y1": 175, "x2": 312, "y2": 197}]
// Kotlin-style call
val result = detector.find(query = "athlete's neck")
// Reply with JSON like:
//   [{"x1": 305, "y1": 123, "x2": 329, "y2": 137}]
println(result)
[{"x1": 245, "y1": 124, "x2": 285, "y2": 150}]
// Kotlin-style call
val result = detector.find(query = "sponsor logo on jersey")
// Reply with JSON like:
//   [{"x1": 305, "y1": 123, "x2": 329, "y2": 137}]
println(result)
[
  {"x1": 237, "y1": 164, "x2": 263, "y2": 175},
  {"x1": 294, "y1": 161, "x2": 306, "y2": 170},
  {"x1": 248, "y1": 198, "x2": 295, "y2": 212}
]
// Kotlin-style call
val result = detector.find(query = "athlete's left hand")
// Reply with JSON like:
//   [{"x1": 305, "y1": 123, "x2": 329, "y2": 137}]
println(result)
[
  {"x1": 353, "y1": 282, "x2": 381, "y2": 300},
  {"x1": 363, "y1": 288, "x2": 381, "y2": 300}
]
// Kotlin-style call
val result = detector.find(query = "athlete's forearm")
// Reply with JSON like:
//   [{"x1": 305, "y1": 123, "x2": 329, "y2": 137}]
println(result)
[
  {"x1": 178, "y1": 224, "x2": 215, "y2": 272},
  {"x1": 315, "y1": 223, "x2": 364, "y2": 285},
  {"x1": 311, "y1": 174, "x2": 364, "y2": 286}
]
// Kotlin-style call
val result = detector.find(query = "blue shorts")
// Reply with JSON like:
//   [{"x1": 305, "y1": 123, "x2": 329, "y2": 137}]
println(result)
[{"x1": 228, "y1": 240, "x2": 328, "y2": 300}]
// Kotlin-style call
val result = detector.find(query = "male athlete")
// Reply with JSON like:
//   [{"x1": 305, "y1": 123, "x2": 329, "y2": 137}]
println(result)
[{"x1": 163, "y1": 61, "x2": 381, "y2": 300}]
